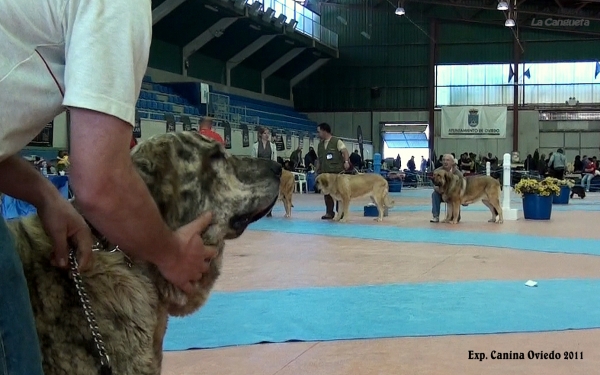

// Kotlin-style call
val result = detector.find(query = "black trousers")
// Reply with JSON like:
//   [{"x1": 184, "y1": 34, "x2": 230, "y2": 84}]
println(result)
[
  {"x1": 552, "y1": 168, "x2": 565, "y2": 180},
  {"x1": 323, "y1": 170, "x2": 350, "y2": 217},
  {"x1": 324, "y1": 194, "x2": 339, "y2": 216}
]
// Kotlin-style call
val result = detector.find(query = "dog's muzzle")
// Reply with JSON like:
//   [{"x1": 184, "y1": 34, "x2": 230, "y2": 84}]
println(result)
[{"x1": 227, "y1": 196, "x2": 278, "y2": 238}]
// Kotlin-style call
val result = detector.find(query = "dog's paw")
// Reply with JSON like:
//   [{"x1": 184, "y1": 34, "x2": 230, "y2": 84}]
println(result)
[
  {"x1": 488, "y1": 218, "x2": 496, "y2": 223},
  {"x1": 284, "y1": 214, "x2": 290, "y2": 218},
  {"x1": 374, "y1": 218, "x2": 383, "y2": 222},
  {"x1": 497, "y1": 219, "x2": 503, "y2": 224}
]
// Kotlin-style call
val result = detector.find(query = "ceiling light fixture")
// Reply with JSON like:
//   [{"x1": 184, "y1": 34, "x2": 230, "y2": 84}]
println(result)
[
  {"x1": 395, "y1": 6, "x2": 405, "y2": 16},
  {"x1": 497, "y1": 1, "x2": 509, "y2": 11},
  {"x1": 505, "y1": 18, "x2": 515, "y2": 27}
]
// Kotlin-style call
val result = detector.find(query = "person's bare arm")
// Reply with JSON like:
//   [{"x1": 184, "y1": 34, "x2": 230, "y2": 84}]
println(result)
[
  {"x1": 0, "y1": 155, "x2": 95, "y2": 269},
  {"x1": 0, "y1": 156, "x2": 63, "y2": 208},
  {"x1": 341, "y1": 148, "x2": 350, "y2": 162},
  {"x1": 68, "y1": 108, "x2": 181, "y2": 267}
]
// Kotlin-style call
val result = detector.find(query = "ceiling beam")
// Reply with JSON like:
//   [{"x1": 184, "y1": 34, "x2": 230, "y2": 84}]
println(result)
[
  {"x1": 182, "y1": 17, "x2": 239, "y2": 59},
  {"x1": 261, "y1": 47, "x2": 306, "y2": 94},
  {"x1": 290, "y1": 58, "x2": 330, "y2": 88},
  {"x1": 226, "y1": 35, "x2": 277, "y2": 86},
  {"x1": 152, "y1": 0, "x2": 188, "y2": 25},
  {"x1": 262, "y1": 48, "x2": 306, "y2": 80}
]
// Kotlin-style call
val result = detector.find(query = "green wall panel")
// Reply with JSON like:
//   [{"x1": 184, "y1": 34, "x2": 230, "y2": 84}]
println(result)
[
  {"x1": 436, "y1": 21, "x2": 600, "y2": 64},
  {"x1": 187, "y1": 53, "x2": 224, "y2": 84},
  {"x1": 231, "y1": 65, "x2": 261, "y2": 93},
  {"x1": 521, "y1": 39, "x2": 600, "y2": 62},
  {"x1": 437, "y1": 23, "x2": 511, "y2": 44},
  {"x1": 295, "y1": 5, "x2": 431, "y2": 112},
  {"x1": 265, "y1": 76, "x2": 290, "y2": 100},
  {"x1": 148, "y1": 39, "x2": 182, "y2": 74},
  {"x1": 437, "y1": 42, "x2": 513, "y2": 64},
  {"x1": 436, "y1": 22, "x2": 513, "y2": 64}
]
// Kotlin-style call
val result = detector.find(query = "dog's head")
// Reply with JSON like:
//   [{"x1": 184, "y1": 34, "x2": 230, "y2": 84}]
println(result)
[
  {"x1": 131, "y1": 132, "x2": 281, "y2": 315},
  {"x1": 315, "y1": 173, "x2": 336, "y2": 194},
  {"x1": 432, "y1": 169, "x2": 453, "y2": 189}
]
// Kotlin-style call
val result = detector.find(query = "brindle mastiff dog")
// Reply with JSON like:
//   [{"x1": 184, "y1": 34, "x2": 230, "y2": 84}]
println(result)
[
  {"x1": 432, "y1": 169, "x2": 503, "y2": 224},
  {"x1": 7, "y1": 131, "x2": 281, "y2": 375}
]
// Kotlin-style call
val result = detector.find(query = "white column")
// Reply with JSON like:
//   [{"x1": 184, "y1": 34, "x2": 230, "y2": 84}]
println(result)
[{"x1": 502, "y1": 153, "x2": 519, "y2": 220}]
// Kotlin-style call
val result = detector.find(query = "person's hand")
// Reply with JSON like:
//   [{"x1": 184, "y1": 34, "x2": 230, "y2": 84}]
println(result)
[
  {"x1": 344, "y1": 160, "x2": 350, "y2": 169},
  {"x1": 36, "y1": 197, "x2": 94, "y2": 272},
  {"x1": 156, "y1": 212, "x2": 218, "y2": 294}
]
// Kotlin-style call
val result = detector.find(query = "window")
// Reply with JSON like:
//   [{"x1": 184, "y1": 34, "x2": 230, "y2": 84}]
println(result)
[
  {"x1": 383, "y1": 132, "x2": 429, "y2": 148},
  {"x1": 436, "y1": 62, "x2": 600, "y2": 106}
]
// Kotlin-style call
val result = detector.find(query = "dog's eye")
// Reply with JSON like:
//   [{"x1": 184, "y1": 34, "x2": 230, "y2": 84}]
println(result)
[{"x1": 208, "y1": 146, "x2": 225, "y2": 161}]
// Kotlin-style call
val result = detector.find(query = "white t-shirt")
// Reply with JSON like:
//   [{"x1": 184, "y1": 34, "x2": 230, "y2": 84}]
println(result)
[{"x1": 0, "y1": 0, "x2": 152, "y2": 162}]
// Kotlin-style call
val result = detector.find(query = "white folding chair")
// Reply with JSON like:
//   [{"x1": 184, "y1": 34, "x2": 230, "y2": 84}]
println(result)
[{"x1": 292, "y1": 172, "x2": 307, "y2": 194}]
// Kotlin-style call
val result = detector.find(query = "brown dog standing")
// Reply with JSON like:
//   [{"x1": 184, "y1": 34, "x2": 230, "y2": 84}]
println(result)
[{"x1": 279, "y1": 170, "x2": 295, "y2": 218}]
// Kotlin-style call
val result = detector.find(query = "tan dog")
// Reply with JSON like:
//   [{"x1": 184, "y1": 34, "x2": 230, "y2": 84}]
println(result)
[
  {"x1": 315, "y1": 172, "x2": 394, "y2": 222},
  {"x1": 279, "y1": 169, "x2": 295, "y2": 218},
  {"x1": 8, "y1": 132, "x2": 281, "y2": 375},
  {"x1": 432, "y1": 169, "x2": 503, "y2": 224}
]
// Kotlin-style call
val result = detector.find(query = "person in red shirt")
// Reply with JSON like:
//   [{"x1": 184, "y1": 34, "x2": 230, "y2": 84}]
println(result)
[
  {"x1": 581, "y1": 158, "x2": 596, "y2": 192},
  {"x1": 198, "y1": 116, "x2": 224, "y2": 145}
]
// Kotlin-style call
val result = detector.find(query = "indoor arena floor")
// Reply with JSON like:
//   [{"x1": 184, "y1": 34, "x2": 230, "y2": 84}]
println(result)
[{"x1": 162, "y1": 187, "x2": 600, "y2": 375}]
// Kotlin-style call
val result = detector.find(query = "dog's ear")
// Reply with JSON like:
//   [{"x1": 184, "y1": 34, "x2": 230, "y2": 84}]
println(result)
[
  {"x1": 443, "y1": 171, "x2": 453, "y2": 187},
  {"x1": 131, "y1": 138, "x2": 181, "y2": 226}
]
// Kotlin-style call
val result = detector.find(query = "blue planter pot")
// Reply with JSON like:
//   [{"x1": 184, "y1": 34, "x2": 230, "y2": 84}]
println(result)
[
  {"x1": 388, "y1": 180, "x2": 402, "y2": 193},
  {"x1": 522, "y1": 193, "x2": 553, "y2": 220},
  {"x1": 307, "y1": 172, "x2": 316, "y2": 193},
  {"x1": 552, "y1": 185, "x2": 570, "y2": 204}
]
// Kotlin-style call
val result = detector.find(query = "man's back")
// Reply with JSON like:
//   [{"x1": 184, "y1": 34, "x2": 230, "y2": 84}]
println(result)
[
  {"x1": 199, "y1": 128, "x2": 224, "y2": 145},
  {"x1": 0, "y1": 0, "x2": 152, "y2": 162}
]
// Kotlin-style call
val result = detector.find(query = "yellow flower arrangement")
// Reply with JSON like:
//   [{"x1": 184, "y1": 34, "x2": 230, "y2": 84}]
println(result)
[
  {"x1": 544, "y1": 176, "x2": 575, "y2": 188},
  {"x1": 56, "y1": 155, "x2": 70, "y2": 172},
  {"x1": 514, "y1": 177, "x2": 561, "y2": 197}
]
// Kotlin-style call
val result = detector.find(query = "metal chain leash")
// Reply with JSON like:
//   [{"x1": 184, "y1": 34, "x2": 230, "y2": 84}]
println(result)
[{"x1": 68, "y1": 247, "x2": 113, "y2": 375}]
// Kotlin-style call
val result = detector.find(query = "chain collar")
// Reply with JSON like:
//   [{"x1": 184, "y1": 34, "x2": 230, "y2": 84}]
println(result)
[
  {"x1": 92, "y1": 242, "x2": 133, "y2": 268},
  {"x1": 68, "y1": 238, "x2": 131, "y2": 375},
  {"x1": 69, "y1": 248, "x2": 113, "y2": 375}
]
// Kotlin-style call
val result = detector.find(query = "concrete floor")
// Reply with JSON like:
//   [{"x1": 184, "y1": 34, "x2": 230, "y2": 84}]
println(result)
[{"x1": 162, "y1": 188, "x2": 600, "y2": 375}]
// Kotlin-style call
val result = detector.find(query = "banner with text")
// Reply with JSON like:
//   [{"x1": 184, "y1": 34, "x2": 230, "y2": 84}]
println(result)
[
  {"x1": 223, "y1": 121, "x2": 232, "y2": 149},
  {"x1": 165, "y1": 114, "x2": 176, "y2": 133},
  {"x1": 28, "y1": 121, "x2": 54, "y2": 147},
  {"x1": 441, "y1": 106, "x2": 507, "y2": 139},
  {"x1": 133, "y1": 111, "x2": 142, "y2": 138},
  {"x1": 240, "y1": 123, "x2": 249, "y2": 148}
]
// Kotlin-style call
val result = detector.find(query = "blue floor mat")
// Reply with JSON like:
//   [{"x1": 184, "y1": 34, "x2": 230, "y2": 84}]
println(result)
[
  {"x1": 163, "y1": 278, "x2": 600, "y2": 350},
  {"x1": 271, "y1": 203, "x2": 600, "y2": 212},
  {"x1": 249, "y1": 219, "x2": 600, "y2": 256}
]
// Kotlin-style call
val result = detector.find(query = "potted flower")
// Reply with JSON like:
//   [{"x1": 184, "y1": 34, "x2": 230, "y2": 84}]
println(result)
[
  {"x1": 514, "y1": 178, "x2": 561, "y2": 220},
  {"x1": 544, "y1": 177, "x2": 574, "y2": 204},
  {"x1": 56, "y1": 155, "x2": 70, "y2": 175}
]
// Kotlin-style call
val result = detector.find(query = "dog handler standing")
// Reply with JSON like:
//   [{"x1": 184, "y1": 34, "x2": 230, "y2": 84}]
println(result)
[
  {"x1": 0, "y1": 0, "x2": 218, "y2": 373},
  {"x1": 430, "y1": 154, "x2": 464, "y2": 223},
  {"x1": 316, "y1": 122, "x2": 351, "y2": 220}
]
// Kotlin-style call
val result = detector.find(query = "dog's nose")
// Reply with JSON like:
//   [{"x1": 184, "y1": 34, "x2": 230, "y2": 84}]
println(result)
[{"x1": 270, "y1": 162, "x2": 282, "y2": 178}]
